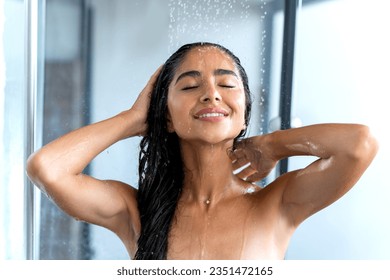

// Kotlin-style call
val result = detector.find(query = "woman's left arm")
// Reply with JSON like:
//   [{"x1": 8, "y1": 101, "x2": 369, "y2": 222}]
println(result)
[{"x1": 231, "y1": 123, "x2": 378, "y2": 225}]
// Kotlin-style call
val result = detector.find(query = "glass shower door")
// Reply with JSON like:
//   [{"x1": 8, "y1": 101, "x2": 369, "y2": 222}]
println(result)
[
  {"x1": 285, "y1": 0, "x2": 390, "y2": 259},
  {"x1": 1, "y1": 0, "x2": 27, "y2": 260}
]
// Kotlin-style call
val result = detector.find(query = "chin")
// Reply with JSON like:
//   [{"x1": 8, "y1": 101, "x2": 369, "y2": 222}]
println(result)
[
  {"x1": 179, "y1": 133, "x2": 239, "y2": 146},
  {"x1": 176, "y1": 125, "x2": 243, "y2": 143}
]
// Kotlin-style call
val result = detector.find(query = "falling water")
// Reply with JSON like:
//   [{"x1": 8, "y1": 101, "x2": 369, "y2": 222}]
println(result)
[
  {"x1": 167, "y1": 0, "x2": 260, "y2": 52},
  {"x1": 167, "y1": 0, "x2": 270, "y2": 136}
]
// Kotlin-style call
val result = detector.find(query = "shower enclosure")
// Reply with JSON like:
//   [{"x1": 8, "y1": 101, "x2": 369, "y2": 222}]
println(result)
[{"x1": 1, "y1": 0, "x2": 389, "y2": 260}]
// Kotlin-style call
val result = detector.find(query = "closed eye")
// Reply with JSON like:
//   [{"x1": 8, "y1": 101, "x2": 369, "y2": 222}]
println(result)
[
  {"x1": 220, "y1": 85, "x2": 235, "y2": 88},
  {"x1": 182, "y1": 86, "x2": 199, "y2": 91}
]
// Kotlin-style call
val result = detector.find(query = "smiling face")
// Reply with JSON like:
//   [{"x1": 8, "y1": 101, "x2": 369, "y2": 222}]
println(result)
[{"x1": 167, "y1": 46, "x2": 247, "y2": 145}]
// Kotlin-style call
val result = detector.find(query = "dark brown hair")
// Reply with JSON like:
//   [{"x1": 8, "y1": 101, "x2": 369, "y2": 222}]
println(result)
[{"x1": 135, "y1": 42, "x2": 252, "y2": 259}]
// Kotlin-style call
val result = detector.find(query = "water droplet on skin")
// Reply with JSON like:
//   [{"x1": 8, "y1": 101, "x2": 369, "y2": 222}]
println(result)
[{"x1": 246, "y1": 186, "x2": 256, "y2": 194}]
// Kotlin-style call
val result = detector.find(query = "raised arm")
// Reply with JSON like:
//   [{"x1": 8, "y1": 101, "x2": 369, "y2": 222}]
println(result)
[
  {"x1": 26, "y1": 67, "x2": 161, "y2": 239},
  {"x1": 231, "y1": 123, "x2": 378, "y2": 226}
]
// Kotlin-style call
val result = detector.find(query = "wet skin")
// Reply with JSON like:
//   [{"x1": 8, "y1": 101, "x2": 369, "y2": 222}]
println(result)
[
  {"x1": 165, "y1": 47, "x2": 288, "y2": 259},
  {"x1": 26, "y1": 46, "x2": 378, "y2": 260}
]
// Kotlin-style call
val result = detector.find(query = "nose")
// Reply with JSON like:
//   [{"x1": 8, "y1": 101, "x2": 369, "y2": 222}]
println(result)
[{"x1": 200, "y1": 83, "x2": 222, "y2": 103}]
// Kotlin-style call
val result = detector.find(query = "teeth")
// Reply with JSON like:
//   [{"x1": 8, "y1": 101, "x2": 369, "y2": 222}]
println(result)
[{"x1": 198, "y1": 113, "x2": 225, "y2": 118}]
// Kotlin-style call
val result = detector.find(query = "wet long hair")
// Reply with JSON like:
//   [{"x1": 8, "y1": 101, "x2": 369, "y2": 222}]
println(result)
[{"x1": 135, "y1": 42, "x2": 252, "y2": 259}]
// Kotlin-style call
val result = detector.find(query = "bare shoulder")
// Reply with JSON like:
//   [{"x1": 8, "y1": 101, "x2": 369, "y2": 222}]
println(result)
[
  {"x1": 237, "y1": 176, "x2": 297, "y2": 258},
  {"x1": 250, "y1": 173, "x2": 293, "y2": 206},
  {"x1": 249, "y1": 172, "x2": 299, "y2": 227}
]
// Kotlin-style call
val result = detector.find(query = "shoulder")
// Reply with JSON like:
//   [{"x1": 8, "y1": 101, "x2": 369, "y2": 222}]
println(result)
[
  {"x1": 240, "y1": 175, "x2": 298, "y2": 246},
  {"x1": 249, "y1": 171, "x2": 300, "y2": 224},
  {"x1": 251, "y1": 171, "x2": 295, "y2": 203}
]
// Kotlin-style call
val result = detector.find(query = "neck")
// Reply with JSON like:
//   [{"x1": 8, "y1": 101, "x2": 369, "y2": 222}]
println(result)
[{"x1": 179, "y1": 140, "x2": 243, "y2": 205}]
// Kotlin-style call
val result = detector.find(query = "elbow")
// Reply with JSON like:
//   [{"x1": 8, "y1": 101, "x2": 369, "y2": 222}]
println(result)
[
  {"x1": 349, "y1": 125, "x2": 379, "y2": 164},
  {"x1": 26, "y1": 151, "x2": 56, "y2": 188},
  {"x1": 26, "y1": 152, "x2": 44, "y2": 185}
]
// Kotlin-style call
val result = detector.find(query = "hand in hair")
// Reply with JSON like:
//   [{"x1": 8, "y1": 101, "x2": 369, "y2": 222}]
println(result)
[{"x1": 129, "y1": 66, "x2": 162, "y2": 136}]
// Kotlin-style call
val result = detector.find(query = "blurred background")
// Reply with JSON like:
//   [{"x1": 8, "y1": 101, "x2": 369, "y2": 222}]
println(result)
[{"x1": 1, "y1": 0, "x2": 389, "y2": 259}]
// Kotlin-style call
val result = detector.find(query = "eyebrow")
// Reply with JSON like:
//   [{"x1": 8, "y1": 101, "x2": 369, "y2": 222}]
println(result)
[
  {"x1": 174, "y1": 68, "x2": 238, "y2": 85},
  {"x1": 175, "y1": 70, "x2": 201, "y2": 85},
  {"x1": 213, "y1": 68, "x2": 238, "y2": 78}
]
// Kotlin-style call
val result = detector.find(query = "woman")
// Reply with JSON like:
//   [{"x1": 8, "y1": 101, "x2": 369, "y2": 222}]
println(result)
[{"x1": 27, "y1": 42, "x2": 378, "y2": 260}]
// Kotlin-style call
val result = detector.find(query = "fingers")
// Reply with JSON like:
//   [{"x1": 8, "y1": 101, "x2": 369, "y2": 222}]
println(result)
[
  {"x1": 228, "y1": 148, "x2": 248, "y2": 169},
  {"x1": 227, "y1": 147, "x2": 246, "y2": 161},
  {"x1": 228, "y1": 148, "x2": 254, "y2": 181},
  {"x1": 235, "y1": 166, "x2": 265, "y2": 183},
  {"x1": 143, "y1": 65, "x2": 163, "y2": 94},
  {"x1": 136, "y1": 65, "x2": 164, "y2": 107},
  {"x1": 150, "y1": 65, "x2": 163, "y2": 81},
  {"x1": 227, "y1": 149, "x2": 249, "y2": 166},
  {"x1": 246, "y1": 173, "x2": 263, "y2": 183},
  {"x1": 231, "y1": 157, "x2": 249, "y2": 171},
  {"x1": 233, "y1": 137, "x2": 252, "y2": 150},
  {"x1": 234, "y1": 163, "x2": 257, "y2": 181},
  {"x1": 228, "y1": 146, "x2": 264, "y2": 182},
  {"x1": 130, "y1": 66, "x2": 164, "y2": 135}
]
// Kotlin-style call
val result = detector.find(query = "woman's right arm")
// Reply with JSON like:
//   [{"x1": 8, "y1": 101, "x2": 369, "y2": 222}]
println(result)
[{"x1": 26, "y1": 67, "x2": 161, "y2": 238}]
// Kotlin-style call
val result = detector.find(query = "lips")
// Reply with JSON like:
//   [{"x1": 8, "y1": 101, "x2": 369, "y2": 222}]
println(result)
[
  {"x1": 197, "y1": 112, "x2": 225, "y2": 118},
  {"x1": 194, "y1": 108, "x2": 229, "y2": 120}
]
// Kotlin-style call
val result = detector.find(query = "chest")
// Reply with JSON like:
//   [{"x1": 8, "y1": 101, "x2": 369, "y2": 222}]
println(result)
[{"x1": 167, "y1": 198, "x2": 289, "y2": 259}]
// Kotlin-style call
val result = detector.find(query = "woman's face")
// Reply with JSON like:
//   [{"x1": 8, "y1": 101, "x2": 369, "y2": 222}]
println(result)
[{"x1": 167, "y1": 46, "x2": 247, "y2": 145}]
